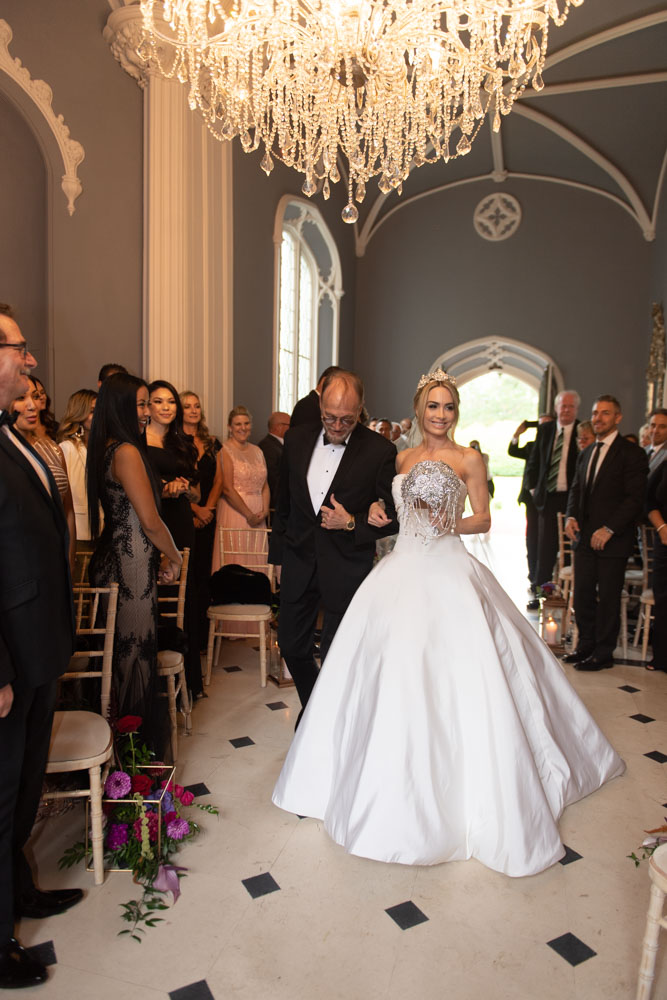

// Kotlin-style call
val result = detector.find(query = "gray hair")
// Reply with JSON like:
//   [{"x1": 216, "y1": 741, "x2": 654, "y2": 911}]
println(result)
[{"x1": 555, "y1": 389, "x2": 580, "y2": 408}]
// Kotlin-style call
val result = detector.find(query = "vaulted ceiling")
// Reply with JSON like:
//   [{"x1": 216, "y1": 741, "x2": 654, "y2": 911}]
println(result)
[{"x1": 353, "y1": 1, "x2": 667, "y2": 255}]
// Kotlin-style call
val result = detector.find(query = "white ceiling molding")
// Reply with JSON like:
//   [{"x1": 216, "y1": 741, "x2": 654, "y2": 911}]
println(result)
[
  {"x1": 431, "y1": 337, "x2": 563, "y2": 393},
  {"x1": 542, "y1": 11, "x2": 667, "y2": 73},
  {"x1": 0, "y1": 18, "x2": 84, "y2": 216}
]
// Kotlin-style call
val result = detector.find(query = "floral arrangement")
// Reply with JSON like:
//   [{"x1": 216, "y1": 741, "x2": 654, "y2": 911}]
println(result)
[
  {"x1": 60, "y1": 715, "x2": 217, "y2": 940},
  {"x1": 628, "y1": 820, "x2": 667, "y2": 867},
  {"x1": 536, "y1": 582, "x2": 561, "y2": 599}
]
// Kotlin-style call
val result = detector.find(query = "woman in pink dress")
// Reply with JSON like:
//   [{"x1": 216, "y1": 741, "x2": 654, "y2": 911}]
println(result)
[{"x1": 211, "y1": 405, "x2": 270, "y2": 575}]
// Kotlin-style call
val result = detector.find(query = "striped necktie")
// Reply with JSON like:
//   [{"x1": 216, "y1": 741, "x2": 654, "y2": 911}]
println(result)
[{"x1": 546, "y1": 428, "x2": 563, "y2": 493}]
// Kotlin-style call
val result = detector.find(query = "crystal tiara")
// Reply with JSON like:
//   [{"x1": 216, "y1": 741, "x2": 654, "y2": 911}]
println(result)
[{"x1": 416, "y1": 368, "x2": 458, "y2": 392}]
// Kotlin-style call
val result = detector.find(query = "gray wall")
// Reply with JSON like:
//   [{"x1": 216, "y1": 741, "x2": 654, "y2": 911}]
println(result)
[
  {"x1": 354, "y1": 180, "x2": 654, "y2": 432},
  {"x1": 0, "y1": 0, "x2": 143, "y2": 411},
  {"x1": 232, "y1": 144, "x2": 358, "y2": 440},
  {"x1": 651, "y1": 180, "x2": 667, "y2": 399},
  {"x1": 0, "y1": 91, "x2": 47, "y2": 378}
]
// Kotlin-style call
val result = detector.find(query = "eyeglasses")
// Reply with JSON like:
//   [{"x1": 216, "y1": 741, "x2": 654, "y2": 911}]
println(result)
[
  {"x1": 321, "y1": 413, "x2": 357, "y2": 428},
  {"x1": 0, "y1": 342, "x2": 30, "y2": 359}
]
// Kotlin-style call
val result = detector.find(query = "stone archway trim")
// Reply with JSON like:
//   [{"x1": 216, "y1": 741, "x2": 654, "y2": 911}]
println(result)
[
  {"x1": 431, "y1": 337, "x2": 564, "y2": 396},
  {"x1": 0, "y1": 19, "x2": 84, "y2": 216}
]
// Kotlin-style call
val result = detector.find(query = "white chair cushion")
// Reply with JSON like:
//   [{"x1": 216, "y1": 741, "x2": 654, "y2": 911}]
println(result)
[
  {"x1": 641, "y1": 589, "x2": 654, "y2": 603},
  {"x1": 208, "y1": 603, "x2": 271, "y2": 618},
  {"x1": 157, "y1": 649, "x2": 184, "y2": 670},
  {"x1": 47, "y1": 711, "x2": 112, "y2": 767}
]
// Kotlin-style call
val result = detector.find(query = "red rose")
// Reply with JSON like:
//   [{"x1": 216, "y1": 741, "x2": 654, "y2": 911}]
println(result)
[
  {"x1": 131, "y1": 774, "x2": 153, "y2": 796},
  {"x1": 164, "y1": 810, "x2": 178, "y2": 825},
  {"x1": 115, "y1": 715, "x2": 143, "y2": 734}
]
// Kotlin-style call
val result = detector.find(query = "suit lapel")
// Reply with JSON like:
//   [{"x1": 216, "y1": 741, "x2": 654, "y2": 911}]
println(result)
[
  {"x1": 0, "y1": 429, "x2": 65, "y2": 529},
  {"x1": 589, "y1": 435, "x2": 622, "y2": 495},
  {"x1": 327, "y1": 424, "x2": 364, "y2": 500}
]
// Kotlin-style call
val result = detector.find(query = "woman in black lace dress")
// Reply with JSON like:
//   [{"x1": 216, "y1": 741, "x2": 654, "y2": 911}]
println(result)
[
  {"x1": 146, "y1": 380, "x2": 203, "y2": 699},
  {"x1": 87, "y1": 374, "x2": 181, "y2": 749}
]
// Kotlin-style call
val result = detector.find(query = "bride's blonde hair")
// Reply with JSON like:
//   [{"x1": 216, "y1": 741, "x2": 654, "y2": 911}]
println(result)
[{"x1": 413, "y1": 370, "x2": 460, "y2": 440}]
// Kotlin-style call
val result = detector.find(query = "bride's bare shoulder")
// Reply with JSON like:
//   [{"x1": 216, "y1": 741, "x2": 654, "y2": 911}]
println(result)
[{"x1": 396, "y1": 447, "x2": 421, "y2": 474}]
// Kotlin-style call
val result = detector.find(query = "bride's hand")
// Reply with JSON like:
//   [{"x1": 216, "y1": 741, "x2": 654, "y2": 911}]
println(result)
[{"x1": 368, "y1": 501, "x2": 391, "y2": 527}]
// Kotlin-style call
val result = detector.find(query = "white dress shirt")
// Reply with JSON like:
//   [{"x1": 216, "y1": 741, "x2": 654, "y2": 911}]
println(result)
[
  {"x1": 307, "y1": 431, "x2": 347, "y2": 515},
  {"x1": 587, "y1": 429, "x2": 619, "y2": 484},
  {"x1": 554, "y1": 421, "x2": 575, "y2": 492}
]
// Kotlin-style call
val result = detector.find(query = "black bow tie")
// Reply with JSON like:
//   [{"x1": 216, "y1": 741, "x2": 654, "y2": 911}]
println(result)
[
  {"x1": 0, "y1": 410, "x2": 17, "y2": 428},
  {"x1": 323, "y1": 432, "x2": 346, "y2": 447}
]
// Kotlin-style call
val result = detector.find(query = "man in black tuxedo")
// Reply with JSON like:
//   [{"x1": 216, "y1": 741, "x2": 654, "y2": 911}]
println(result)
[
  {"x1": 526, "y1": 390, "x2": 580, "y2": 609},
  {"x1": 270, "y1": 370, "x2": 398, "y2": 714},
  {"x1": 290, "y1": 365, "x2": 343, "y2": 427},
  {"x1": 258, "y1": 411, "x2": 290, "y2": 511},
  {"x1": 0, "y1": 306, "x2": 78, "y2": 989},
  {"x1": 564, "y1": 394, "x2": 648, "y2": 670},
  {"x1": 508, "y1": 414, "x2": 554, "y2": 594}
]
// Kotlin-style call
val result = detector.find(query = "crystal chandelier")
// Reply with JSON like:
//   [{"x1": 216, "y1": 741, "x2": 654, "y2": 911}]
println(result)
[{"x1": 139, "y1": 0, "x2": 583, "y2": 223}]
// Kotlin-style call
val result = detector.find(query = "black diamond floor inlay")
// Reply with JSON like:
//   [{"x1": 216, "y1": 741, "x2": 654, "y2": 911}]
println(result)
[
  {"x1": 645, "y1": 751, "x2": 667, "y2": 763},
  {"x1": 266, "y1": 701, "x2": 288, "y2": 711},
  {"x1": 242, "y1": 872, "x2": 281, "y2": 898},
  {"x1": 169, "y1": 981, "x2": 215, "y2": 1000},
  {"x1": 26, "y1": 941, "x2": 56, "y2": 967},
  {"x1": 630, "y1": 714, "x2": 655, "y2": 724},
  {"x1": 559, "y1": 845, "x2": 583, "y2": 866},
  {"x1": 385, "y1": 900, "x2": 429, "y2": 930},
  {"x1": 184, "y1": 782, "x2": 210, "y2": 797},
  {"x1": 619, "y1": 684, "x2": 640, "y2": 693},
  {"x1": 230, "y1": 736, "x2": 255, "y2": 748},
  {"x1": 547, "y1": 932, "x2": 597, "y2": 966},
  {"x1": 224, "y1": 665, "x2": 242, "y2": 673}
]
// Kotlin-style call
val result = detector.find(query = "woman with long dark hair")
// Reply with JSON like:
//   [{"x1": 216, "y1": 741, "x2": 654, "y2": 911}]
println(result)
[
  {"x1": 87, "y1": 373, "x2": 181, "y2": 747},
  {"x1": 146, "y1": 379, "x2": 203, "y2": 698}
]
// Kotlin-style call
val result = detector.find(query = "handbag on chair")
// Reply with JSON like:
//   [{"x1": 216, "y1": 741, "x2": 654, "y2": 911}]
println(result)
[{"x1": 209, "y1": 564, "x2": 272, "y2": 605}]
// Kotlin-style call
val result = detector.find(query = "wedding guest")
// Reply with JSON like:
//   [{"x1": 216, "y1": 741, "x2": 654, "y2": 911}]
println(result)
[
  {"x1": 367, "y1": 418, "x2": 378, "y2": 431},
  {"x1": 57, "y1": 389, "x2": 98, "y2": 546},
  {"x1": 181, "y1": 390, "x2": 223, "y2": 645},
  {"x1": 639, "y1": 424, "x2": 651, "y2": 448},
  {"x1": 508, "y1": 414, "x2": 554, "y2": 594},
  {"x1": 576, "y1": 420, "x2": 595, "y2": 451},
  {"x1": 258, "y1": 411, "x2": 290, "y2": 510},
  {"x1": 11, "y1": 377, "x2": 76, "y2": 570},
  {"x1": 88, "y1": 373, "x2": 181, "y2": 748},
  {"x1": 291, "y1": 366, "x2": 343, "y2": 427},
  {"x1": 97, "y1": 363, "x2": 128, "y2": 388},
  {"x1": 647, "y1": 461, "x2": 667, "y2": 671},
  {"x1": 647, "y1": 408, "x2": 667, "y2": 474},
  {"x1": 625, "y1": 433, "x2": 639, "y2": 445},
  {"x1": 31, "y1": 375, "x2": 58, "y2": 440},
  {"x1": 146, "y1": 380, "x2": 202, "y2": 699},
  {"x1": 375, "y1": 418, "x2": 393, "y2": 440}
]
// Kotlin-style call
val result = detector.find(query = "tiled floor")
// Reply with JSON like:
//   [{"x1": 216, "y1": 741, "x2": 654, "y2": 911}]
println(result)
[{"x1": 20, "y1": 535, "x2": 667, "y2": 998}]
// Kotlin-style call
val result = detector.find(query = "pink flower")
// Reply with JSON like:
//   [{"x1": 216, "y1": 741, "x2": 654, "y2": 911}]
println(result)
[
  {"x1": 104, "y1": 770, "x2": 132, "y2": 799},
  {"x1": 179, "y1": 790, "x2": 194, "y2": 807},
  {"x1": 133, "y1": 810, "x2": 160, "y2": 843},
  {"x1": 174, "y1": 784, "x2": 185, "y2": 799},
  {"x1": 166, "y1": 818, "x2": 190, "y2": 841},
  {"x1": 164, "y1": 811, "x2": 178, "y2": 825}
]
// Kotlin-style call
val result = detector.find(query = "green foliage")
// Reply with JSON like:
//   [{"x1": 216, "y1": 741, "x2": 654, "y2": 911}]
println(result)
[
  {"x1": 457, "y1": 373, "x2": 539, "y2": 478},
  {"x1": 118, "y1": 889, "x2": 170, "y2": 942}
]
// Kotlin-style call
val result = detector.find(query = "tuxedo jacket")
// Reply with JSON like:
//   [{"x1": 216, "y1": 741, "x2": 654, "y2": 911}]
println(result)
[
  {"x1": 0, "y1": 429, "x2": 75, "y2": 689},
  {"x1": 508, "y1": 439, "x2": 536, "y2": 504},
  {"x1": 258, "y1": 433, "x2": 283, "y2": 508},
  {"x1": 268, "y1": 422, "x2": 398, "y2": 614},
  {"x1": 290, "y1": 389, "x2": 321, "y2": 428},
  {"x1": 526, "y1": 420, "x2": 580, "y2": 510},
  {"x1": 565, "y1": 434, "x2": 648, "y2": 558}
]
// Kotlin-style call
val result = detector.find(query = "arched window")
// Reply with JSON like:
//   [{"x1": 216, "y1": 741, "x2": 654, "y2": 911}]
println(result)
[{"x1": 274, "y1": 198, "x2": 342, "y2": 413}]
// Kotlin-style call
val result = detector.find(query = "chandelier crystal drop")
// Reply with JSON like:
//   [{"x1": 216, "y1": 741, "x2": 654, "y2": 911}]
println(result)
[{"x1": 139, "y1": 0, "x2": 584, "y2": 222}]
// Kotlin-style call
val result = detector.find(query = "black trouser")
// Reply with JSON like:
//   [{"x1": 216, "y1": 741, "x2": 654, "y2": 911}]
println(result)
[
  {"x1": 0, "y1": 676, "x2": 57, "y2": 947},
  {"x1": 278, "y1": 573, "x2": 344, "y2": 710},
  {"x1": 651, "y1": 540, "x2": 667, "y2": 668},
  {"x1": 535, "y1": 491, "x2": 569, "y2": 587},
  {"x1": 573, "y1": 546, "x2": 627, "y2": 661},
  {"x1": 524, "y1": 495, "x2": 539, "y2": 586}
]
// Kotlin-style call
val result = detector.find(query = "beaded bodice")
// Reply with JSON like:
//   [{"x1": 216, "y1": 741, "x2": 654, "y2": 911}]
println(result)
[{"x1": 393, "y1": 461, "x2": 466, "y2": 542}]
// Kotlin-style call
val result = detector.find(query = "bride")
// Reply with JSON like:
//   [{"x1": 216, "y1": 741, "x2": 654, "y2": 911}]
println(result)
[{"x1": 272, "y1": 370, "x2": 624, "y2": 877}]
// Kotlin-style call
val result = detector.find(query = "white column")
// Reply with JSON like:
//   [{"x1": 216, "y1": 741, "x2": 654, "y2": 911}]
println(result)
[{"x1": 104, "y1": 6, "x2": 233, "y2": 437}]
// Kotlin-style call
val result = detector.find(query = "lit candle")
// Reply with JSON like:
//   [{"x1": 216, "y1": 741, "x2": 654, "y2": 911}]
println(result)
[{"x1": 545, "y1": 617, "x2": 558, "y2": 646}]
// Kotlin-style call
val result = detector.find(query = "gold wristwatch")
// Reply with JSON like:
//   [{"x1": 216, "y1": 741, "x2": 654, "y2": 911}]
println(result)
[{"x1": 344, "y1": 515, "x2": 355, "y2": 532}]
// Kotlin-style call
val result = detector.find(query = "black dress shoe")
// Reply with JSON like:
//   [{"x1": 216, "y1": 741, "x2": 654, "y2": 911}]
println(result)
[
  {"x1": 562, "y1": 649, "x2": 593, "y2": 664},
  {"x1": 575, "y1": 656, "x2": 614, "y2": 671},
  {"x1": 0, "y1": 937, "x2": 47, "y2": 989},
  {"x1": 526, "y1": 599, "x2": 540, "y2": 611},
  {"x1": 16, "y1": 887, "x2": 83, "y2": 919}
]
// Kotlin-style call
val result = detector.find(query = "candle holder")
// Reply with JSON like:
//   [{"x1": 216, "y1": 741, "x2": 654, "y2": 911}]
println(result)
[
  {"x1": 268, "y1": 621, "x2": 294, "y2": 688},
  {"x1": 539, "y1": 595, "x2": 568, "y2": 654}
]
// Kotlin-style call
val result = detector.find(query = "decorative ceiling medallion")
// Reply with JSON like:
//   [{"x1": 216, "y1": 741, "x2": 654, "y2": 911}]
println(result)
[{"x1": 473, "y1": 194, "x2": 522, "y2": 242}]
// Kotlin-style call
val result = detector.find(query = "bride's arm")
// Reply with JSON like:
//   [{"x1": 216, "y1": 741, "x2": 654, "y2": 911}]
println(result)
[{"x1": 455, "y1": 449, "x2": 491, "y2": 535}]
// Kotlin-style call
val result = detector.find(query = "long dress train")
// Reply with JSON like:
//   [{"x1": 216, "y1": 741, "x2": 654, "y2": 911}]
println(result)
[{"x1": 272, "y1": 460, "x2": 624, "y2": 877}]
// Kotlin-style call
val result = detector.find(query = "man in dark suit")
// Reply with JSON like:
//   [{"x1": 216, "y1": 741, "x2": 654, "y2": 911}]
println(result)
[
  {"x1": 270, "y1": 370, "x2": 398, "y2": 714},
  {"x1": 0, "y1": 306, "x2": 78, "y2": 989},
  {"x1": 258, "y1": 411, "x2": 290, "y2": 510},
  {"x1": 564, "y1": 394, "x2": 648, "y2": 670},
  {"x1": 290, "y1": 365, "x2": 343, "y2": 427},
  {"x1": 526, "y1": 390, "x2": 580, "y2": 609},
  {"x1": 508, "y1": 414, "x2": 554, "y2": 594},
  {"x1": 646, "y1": 408, "x2": 667, "y2": 475}
]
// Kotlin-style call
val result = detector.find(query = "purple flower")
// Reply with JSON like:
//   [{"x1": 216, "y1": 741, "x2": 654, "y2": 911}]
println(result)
[
  {"x1": 161, "y1": 791, "x2": 174, "y2": 814},
  {"x1": 153, "y1": 863, "x2": 187, "y2": 902},
  {"x1": 106, "y1": 823, "x2": 129, "y2": 850},
  {"x1": 104, "y1": 770, "x2": 132, "y2": 799},
  {"x1": 166, "y1": 818, "x2": 190, "y2": 841}
]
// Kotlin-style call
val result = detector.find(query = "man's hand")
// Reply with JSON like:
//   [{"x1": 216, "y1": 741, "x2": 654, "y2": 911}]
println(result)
[
  {"x1": 590, "y1": 527, "x2": 612, "y2": 551},
  {"x1": 513, "y1": 421, "x2": 528, "y2": 439},
  {"x1": 320, "y1": 494, "x2": 351, "y2": 530},
  {"x1": 565, "y1": 516, "x2": 580, "y2": 542},
  {"x1": 0, "y1": 683, "x2": 14, "y2": 718}
]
